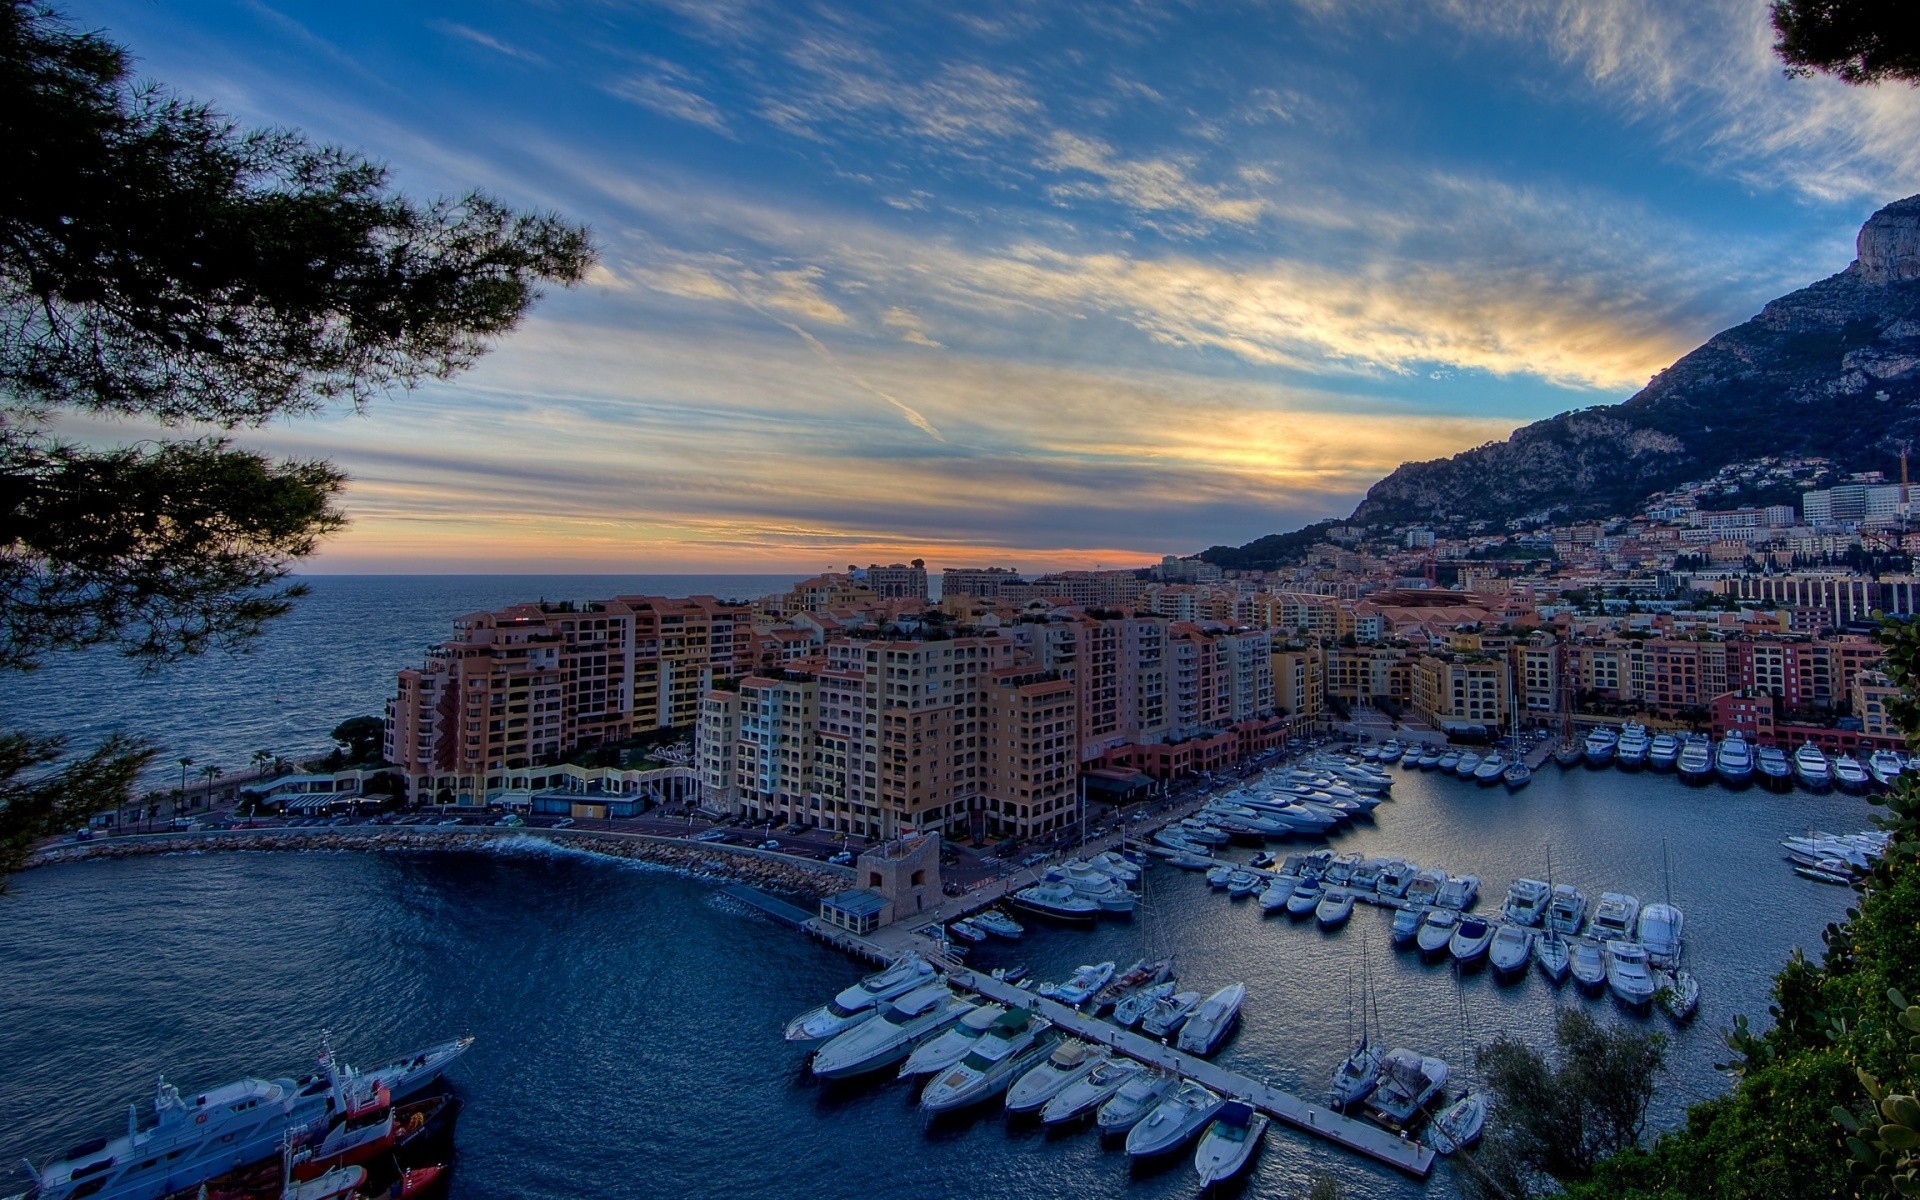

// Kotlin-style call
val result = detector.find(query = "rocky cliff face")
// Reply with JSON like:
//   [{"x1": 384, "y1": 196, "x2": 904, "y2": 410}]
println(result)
[{"x1": 1349, "y1": 195, "x2": 1920, "y2": 529}]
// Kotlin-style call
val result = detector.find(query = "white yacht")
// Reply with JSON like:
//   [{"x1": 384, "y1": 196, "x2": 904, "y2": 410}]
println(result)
[
  {"x1": 1648, "y1": 732, "x2": 1681, "y2": 771},
  {"x1": 969, "y1": 910, "x2": 1025, "y2": 939},
  {"x1": 810, "y1": 983, "x2": 969, "y2": 1079},
  {"x1": 1193, "y1": 1100, "x2": 1269, "y2": 1185},
  {"x1": 1043, "y1": 864, "x2": 1136, "y2": 912},
  {"x1": 1487, "y1": 923, "x2": 1534, "y2": 978},
  {"x1": 1377, "y1": 860, "x2": 1419, "y2": 899},
  {"x1": 1677, "y1": 736, "x2": 1713, "y2": 784},
  {"x1": 1501, "y1": 879, "x2": 1551, "y2": 926},
  {"x1": 1258, "y1": 875, "x2": 1298, "y2": 913},
  {"x1": 1435, "y1": 874, "x2": 1481, "y2": 911},
  {"x1": 1096, "y1": 1070, "x2": 1177, "y2": 1134},
  {"x1": 919, "y1": 1012, "x2": 1057, "y2": 1112},
  {"x1": 1472, "y1": 752, "x2": 1506, "y2": 784},
  {"x1": 1389, "y1": 905, "x2": 1425, "y2": 947},
  {"x1": 1284, "y1": 878, "x2": 1322, "y2": 918},
  {"x1": 1405, "y1": 868, "x2": 1447, "y2": 908},
  {"x1": 1005, "y1": 1040, "x2": 1103, "y2": 1113},
  {"x1": 1604, "y1": 941, "x2": 1657, "y2": 1011},
  {"x1": 1012, "y1": 881, "x2": 1099, "y2": 921},
  {"x1": 1636, "y1": 901, "x2": 1685, "y2": 968},
  {"x1": 1715, "y1": 733, "x2": 1755, "y2": 787},
  {"x1": 1616, "y1": 724, "x2": 1651, "y2": 770},
  {"x1": 1175, "y1": 983, "x2": 1247, "y2": 1057},
  {"x1": 1351, "y1": 858, "x2": 1390, "y2": 891},
  {"x1": 1834, "y1": 753, "x2": 1872, "y2": 793},
  {"x1": 1140, "y1": 990, "x2": 1202, "y2": 1040},
  {"x1": 784, "y1": 952, "x2": 934, "y2": 1040},
  {"x1": 1449, "y1": 915, "x2": 1495, "y2": 966},
  {"x1": 1795, "y1": 742, "x2": 1833, "y2": 790},
  {"x1": 1363, "y1": 1049, "x2": 1449, "y2": 1130},
  {"x1": 1589, "y1": 892, "x2": 1641, "y2": 941},
  {"x1": 1112, "y1": 981, "x2": 1177, "y2": 1030},
  {"x1": 1545, "y1": 884, "x2": 1587, "y2": 935},
  {"x1": 1415, "y1": 908, "x2": 1459, "y2": 958},
  {"x1": 1454, "y1": 751, "x2": 1484, "y2": 779},
  {"x1": 1315, "y1": 886, "x2": 1356, "y2": 928},
  {"x1": 1125, "y1": 1080, "x2": 1224, "y2": 1158},
  {"x1": 1325, "y1": 852, "x2": 1362, "y2": 885},
  {"x1": 1042, "y1": 1056, "x2": 1146, "y2": 1125},
  {"x1": 1870, "y1": 750, "x2": 1907, "y2": 789},
  {"x1": 1041, "y1": 962, "x2": 1116, "y2": 1008},
  {"x1": 1569, "y1": 939, "x2": 1607, "y2": 992},
  {"x1": 899, "y1": 1003, "x2": 1006, "y2": 1077}
]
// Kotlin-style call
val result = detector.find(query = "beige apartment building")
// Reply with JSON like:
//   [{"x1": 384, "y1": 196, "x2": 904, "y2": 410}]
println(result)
[
  {"x1": 1271, "y1": 645, "x2": 1325, "y2": 723},
  {"x1": 1410, "y1": 654, "x2": 1510, "y2": 728}
]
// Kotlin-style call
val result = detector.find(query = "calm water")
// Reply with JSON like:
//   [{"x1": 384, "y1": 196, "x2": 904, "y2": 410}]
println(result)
[
  {"x1": 7, "y1": 575, "x2": 805, "y2": 785},
  {"x1": 0, "y1": 765, "x2": 1866, "y2": 1199}
]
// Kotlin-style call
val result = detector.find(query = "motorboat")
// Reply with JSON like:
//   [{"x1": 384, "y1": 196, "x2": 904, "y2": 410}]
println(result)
[
  {"x1": 1648, "y1": 732, "x2": 1680, "y2": 771},
  {"x1": 1589, "y1": 892, "x2": 1640, "y2": 941},
  {"x1": 1501, "y1": 878, "x2": 1551, "y2": 926},
  {"x1": 1258, "y1": 875, "x2": 1298, "y2": 913},
  {"x1": 970, "y1": 910, "x2": 1025, "y2": 939},
  {"x1": 1616, "y1": 724, "x2": 1650, "y2": 770},
  {"x1": 1834, "y1": 753, "x2": 1872, "y2": 794},
  {"x1": 1534, "y1": 931, "x2": 1571, "y2": 984},
  {"x1": 1284, "y1": 878, "x2": 1322, "y2": 918},
  {"x1": 1125, "y1": 1080, "x2": 1224, "y2": 1158},
  {"x1": 1870, "y1": 750, "x2": 1907, "y2": 790},
  {"x1": 1455, "y1": 751, "x2": 1484, "y2": 779},
  {"x1": 1329, "y1": 1036, "x2": 1382, "y2": 1110},
  {"x1": 1503, "y1": 759, "x2": 1532, "y2": 790},
  {"x1": 1583, "y1": 727, "x2": 1618, "y2": 767},
  {"x1": 1487, "y1": 923, "x2": 1534, "y2": 978},
  {"x1": 1797, "y1": 860, "x2": 1858, "y2": 885},
  {"x1": 1677, "y1": 736, "x2": 1713, "y2": 784},
  {"x1": 1473, "y1": 752, "x2": 1506, "y2": 784},
  {"x1": 900, "y1": 1003, "x2": 1007, "y2": 1077},
  {"x1": 1175, "y1": 983, "x2": 1247, "y2": 1057},
  {"x1": 1546, "y1": 884, "x2": 1587, "y2": 935},
  {"x1": 1379, "y1": 739, "x2": 1404, "y2": 762},
  {"x1": 919, "y1": 1012, "x2": 1057, "y2": 1112},
  {"x1": 1658, "y1": 968, "x2": 1701, "y2": 1021},
  {"x1": 1179, "y1": 819, "x2": 1232, "y2": 846},
  {"x1": 1757, "y1": 745, "x2": 1793, "y2": 790},
  {"x1": 784, "y1": 952, "x2": 935, "y2": 1041},
  {"x1": 1041, "y1": 962, "x2": 1117, "y2": 1007},
  {"x1": 1097, "y1": 1070, "x2": 1178, "y2": 1135},
  {"x1": 1013, "y1": 882, "x2": 1099, "y2": 922},
  {"x1": 1437, "y1": 749, "x2": 1463, "y2": 773},
  {"x1": 1415, "y1": 908, "x2": 1459, "y2": 958},
  {"x1": 1406, "y1": 868, "x2": 1447, "y2": 908},
  {"x1": 1782, "y1": 829, "x2": 1888, "y2": 870},
  {"x1": 1363, "y1": 1049, "x2": 1449, "y2": 1130},
  {"x1": 1351, "y1": 857, "x2": 1389, "y2": 892},
  {"x1": 1715, "y1": 733, "x2": 1755, "y2": 787},
  {"x1": 1377, "y1": 860, "x2": 1419, "y2": 899},
  {"x1": 1227, "y1": 871, "x2": 1262, "y2": 899},
  {"x1": 947, "y1": 918, "x2": 986, "y2": 944},
  {"x1": 1553, "y1": 740, "x2": 1585, "y2": 769},
  {"x1": 1604, "y1": 941, "x2": 1657, "y2": 1011},
  {"x1": 1167, "y1": 849, "x2": 1215, "y2": 870},
  {"x1": 1389, "y1": 905, "x2": 1425, "y2": 947},
  {"x1": 1249, "y1": 851, "x2": 1276, "y2": 869},
  {"x1": 811, "y1": 983, "x2": 970, "y2": 1078},
  {"x1": 1416, "y1": 745, "x2": 1444, "y2": 769},
  {"x1": 1005, "y1": 1040, "x2": 1103, "y2": 1113},
  {"x1": 1795, "y1": 742, "x2": 1832, "y2": 790},
  {"x1": 1435, "y1": 874, "x2": 1480, "y2": 911},
  {"x1": 1044, "y1": 863, "x2": 1137, "y2": 912},
  {"x1": 1140, "y1": 990, "x2": 1202, "y2": 1040},
  {"x1": 1449, "y1": 915, "x2": 1495, "y2": 966},
  {"x1": 1636, "y1": 902, "x2": 1685, "y2": 968},
  {"x1": 1429, "y1": 1091, "x2": 1489, "y2": 1155},
  {"x1": 1569, "y1": 939, "x2": 1607, "y2": 993},
  {"x1": 1326, "y1": 852, "x2": 1363, "y2": 885},
  {"x1": 1091, "y1": 958, "x2": 1175, "y2": 1013},
  {"x1": 1315, "y1": 887, "x2": 1356, "y2": 928},
  {"x1": 1154, "y1": 827, "x2": 1212, "y2": 853},
  {"x1": 1205, "y1": 864, "x2": 1233, "y2": 890},
  {"x1": 1112, "y1": 981, "x2": 1177, "y2": 1029},
  {"x1": 1043, "y1": 1056, "x2": 1146, "y2": 1125},
  {"x1": 1193, "y1": 1100, "x2": 1269, "y2": 1186}
]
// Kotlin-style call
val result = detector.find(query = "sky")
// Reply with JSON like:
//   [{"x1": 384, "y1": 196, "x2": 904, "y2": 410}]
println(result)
[{"x1": 67, "y1": 0, "x2": 1920, "y2": 573}]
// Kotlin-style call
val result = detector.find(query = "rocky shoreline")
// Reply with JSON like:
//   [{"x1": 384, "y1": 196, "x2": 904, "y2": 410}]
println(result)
[{"x1": 25, "y1": 826, "x2": 850, "y2": 899}]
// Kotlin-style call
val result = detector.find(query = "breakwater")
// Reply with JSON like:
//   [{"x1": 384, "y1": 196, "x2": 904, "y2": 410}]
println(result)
[{"x1": 25, "y1": 826, "x2": 849, "y2": 898}]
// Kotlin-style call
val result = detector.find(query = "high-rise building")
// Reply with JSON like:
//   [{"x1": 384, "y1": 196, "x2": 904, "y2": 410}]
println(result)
[{"x1": 861, "y1": 561, "x2": 929, "y2": 600}]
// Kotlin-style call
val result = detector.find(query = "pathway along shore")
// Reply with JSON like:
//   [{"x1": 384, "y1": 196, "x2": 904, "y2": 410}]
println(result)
[{"x1": 24, "y1": 825, "x2": 852, "y2": 898}]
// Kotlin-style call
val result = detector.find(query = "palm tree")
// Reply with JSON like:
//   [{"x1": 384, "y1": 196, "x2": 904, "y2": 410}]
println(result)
[
  {"x1": 177, "y1": 756, "x2": 193, "y2": 813},
  {"x1": 201, "y1": 764, "x2": 222, "y2": 809}
]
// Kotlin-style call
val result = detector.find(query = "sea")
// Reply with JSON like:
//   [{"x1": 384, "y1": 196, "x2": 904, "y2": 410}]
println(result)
[{"x1": 0, "y1": 765, "x2": 1866, "y2": 1200}]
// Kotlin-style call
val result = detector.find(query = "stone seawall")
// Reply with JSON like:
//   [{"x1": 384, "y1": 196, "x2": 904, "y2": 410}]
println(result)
[{"x1": 26, "y1": 827, "x2": 851, "y2": 900}]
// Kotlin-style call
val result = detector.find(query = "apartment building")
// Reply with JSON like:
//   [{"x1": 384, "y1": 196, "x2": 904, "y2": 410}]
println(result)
[
  {"x1": 861, "y1": 561, "x2": 929, "y2": 600},
  {"x1": 978, "y1": 667, "x2": 1079, "y2": 838},
  {"x1": 941, "y1": 566, "x2": 1022, "y2": 600},
  {"x1": 1410, "y1": 654, "x2": 1509, "y2": 728},
  {"x1": 1271, "y1": 645, "x2": 1325, "y2": 722}
]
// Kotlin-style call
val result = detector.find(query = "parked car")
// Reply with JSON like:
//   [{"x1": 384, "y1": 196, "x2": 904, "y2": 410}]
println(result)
[
  {"x1": 828, "y1": 851, "x2": 854, "y2": 865},
  {"x1": 758, "y1": 839, "x2": 781, "y2": 850},
  {"x1": 554, "y1": 817, "x2": 575, "y2": 829},
  {"x1": 693, "y1": 829, "x2": 729, "y2": 843}
]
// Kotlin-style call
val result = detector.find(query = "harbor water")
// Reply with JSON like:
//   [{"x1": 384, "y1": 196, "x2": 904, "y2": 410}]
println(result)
[{"x1": 0, "y1": 764, "x2": 1863, "y2": 1199}]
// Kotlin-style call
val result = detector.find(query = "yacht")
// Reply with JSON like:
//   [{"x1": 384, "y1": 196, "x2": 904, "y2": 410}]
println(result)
[
  {"x1": 1044, "y1": 864, "x2": 1137, "y2": 913},
  {"x1": 1870, "y1": 749, "x2": 1907, "y2": 790},
  {"x1": 1325, "y1": 852, "x2": 1363, "y2": 885},
  {"x1": 1406, "y1": 868, "x2": 1447, "y2": 908},
  {"x1": 1416, "y1": 745, "x2": 1445, "y2": 769},
  {"x1": 1258, "y1": 875, "x2": 1298, "y2": 913},
  {"x1": 1473, "y1": 752, "x2": 1506, "y2": 784},
  {"x1": 900, "y1": 1003, "x2": 1006, "y2": 1077},
  {"x1": 1449, "y1": 915, "x2": 1495, "y2": 966},
  {"x1": 784, "y1": 952, "x2": 935, "y2": 1041},
  {"x1": 1315, "y1": 887, "x2": 1356, "y2": 928},
  {"x1": 1042, "y1": 1056, "x2": 1147, "y2": 1124},
  {"x1": 1589, "y1": 892, "x2": 1641, "y2": 940},
  {"x1": 919, "y1": 1013, "x2": 1057, "y2": 1112},
  {"x1": 1175, "y1": 983, "x2": 1247, "y2": 1057},
  {"x1": 1503, "y1": 759, "x2": 1532, "y2": 790},
  {"x1": 1615, "y1": 724, "x2": 1651, "y2": 770},
  {"x1": 1377, "y1": 860, "x2": 1419, "y2": 899},
  {"x1": 1284, "y1": 878, "x2": 1322, "y2": 918},
  {"x1": 1569, "y1": 939, "x2": 1607, "y2": 993},
  {"x1": 1637, "y1": 902, "x2": 1685, "y2": 968},
  {"x1": 1604, "y1": 941, "x2": 1657, "y2": 1011},
  {"x1": 1140, "y1": 990, "x2": 1202, "y2": 1040},
  {"x1": 1096, "y1": 1070, "x2": 1178, "y2": 1134},
  {"x1": 1193, "y1": 1100, "x2": 1269, "y2": 1186},
  {"x1": 1487, "y1": 923, "x2": 1534, "y2": 978},
  {"x1": 1012, "y1": 882, "x2": 1099, "y2": 922},
  {"x1": 1429, "y1": 1091, "x2": 1489, "y2": 1155},
  {"x1": 1092, "y1": 959, "x2": 1175, "y2": 1014},
  {"x1": 1042, "y1": 962, "x2": 1117, "y2": 1008},
  {"x1": 1553, "y1": 740, "x2": 1585, "y2": 769},
  {"x1": 1179, "y1": 819, "x2": 1231, "y2": 846},
  {"x1": 1455, "y1": 751, "x2": 1484, "y2": 779},
  {"x1": 1415, "y1": 908, "x2": 1459, "y2": 958},
  {"x1": 1379, "y1": 739, "x2": 1405, "y2": 762},
  {"x1": 1363, "y1": 1049, "x2": 1450, "y2": 1130},
  {"x1": 1351, "y1": 858, "x2": 1390, "y2": 892},
  {"x1": 1833, "y1": 753, "x2": 1872, "y2": 794},
  {"x1": 1757, "y1": 745, "x2": 1793, "y2": 790},
  {"x1": 1125, "y1": 1081, "x2": 1224, "y2": 1158},
  {"x1": 1795, "y1": 742, "x2": 1832, "y2": 790},
  {"x1": 1437, "y1": 749, "x2": 1462, "y2": 773},
  {"x1": 970, "y1": 910, "x2": 1025, "y2": 939},
  {"x1": 1677, "y1": 736, "x2": 1714, "y2": 784},
  {"x1": 1205, "y1": 864, "x2": 1233, "y2": 890},
  {"x1": 1501, "y1": 878, "x2": 1551, "y2": 926},
  {"x1": 1583, "y1": 727, "x2": 1619, "y2": 767},
  {"x1": 947, "y1": 918, "x2": 986, "y2": 944},
  {"x1": 1546, "y1": 884, "x2": 1587, "y2": 935},
  {"x1": 811, "y1": 984, "x2": 970, "y2": 1079},
  {"x1": 1715, "y1": 734, "x2": 1755, "y2": 788},
  {"x1": 1005, "y1": 1040, "x2": 1104, "y2": 1113},
  {"x1": 1112, "y1": 981, "x2": 1177, "y2": 1029},
  {"x1": 1534, "y1": 930, "x2": 1571, "y2": 984},
  {"x1": 1647, "y1": 732, "x2": 1681, "y2": 771},
  {"x1": 1227, "y1": 871, "x2": 1262, "y2": 899},
  {"x1": 1389, "y1": 905, "x2": 1425, "y2": 947},
  {"x1": 1435, "y1": 874, "x2": 1480, "y2": 911}
]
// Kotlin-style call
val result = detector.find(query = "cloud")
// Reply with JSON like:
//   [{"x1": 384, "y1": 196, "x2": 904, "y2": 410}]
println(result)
[
  {"x1": 1039, "y1": 131, "x2": 1272, "y2": 230},
  {"x1": 881, "y1": 306, "x2": 942, "y2": 347},
  {"x1": 431, "y1": 21, "x2": 545, "y2": 66},
  {"x1": 605, "y1": 60, "x2": 731, "y2": 133}
]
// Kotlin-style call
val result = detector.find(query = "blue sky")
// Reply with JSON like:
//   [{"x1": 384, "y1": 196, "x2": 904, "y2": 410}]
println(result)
[{"x1": 71, "y1": 0, "x2": 1920, "y2": 570}]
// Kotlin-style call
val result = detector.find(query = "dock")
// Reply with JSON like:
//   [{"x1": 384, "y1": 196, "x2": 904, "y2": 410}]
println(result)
[
  {"x1": 722, "y1": 883, "x2": 815, "y2": 928},
  {"x1": 952, "y1": 966, "x2": 1437, "y2": 1178}
]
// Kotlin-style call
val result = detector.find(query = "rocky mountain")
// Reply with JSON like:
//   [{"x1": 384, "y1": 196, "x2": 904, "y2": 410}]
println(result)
[{"x1": 1343, "y1": 194, "x2": 1920, "y2": 531}]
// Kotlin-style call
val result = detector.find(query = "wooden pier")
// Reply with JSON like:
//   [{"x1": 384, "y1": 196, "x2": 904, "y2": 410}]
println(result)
[{"x1": 952, "y1": 966, "x2": 1437, "y2": 1178}]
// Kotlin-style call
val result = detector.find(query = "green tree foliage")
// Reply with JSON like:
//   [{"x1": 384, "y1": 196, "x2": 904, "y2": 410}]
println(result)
[
  {"x1": 1773, "y1": 0, "x2": 1920, "y2": 86},
  {"x1": 321, "y1": 716, "x2": 385, "y2": 769},
  {"x1": 0, "y1": 1, "x2": 592, "y2": 883}
]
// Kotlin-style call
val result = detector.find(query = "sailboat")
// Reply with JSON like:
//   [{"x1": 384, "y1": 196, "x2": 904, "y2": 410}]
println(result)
[
  {"x1": 1329, "y1": 945, "x2": 1383, "y2": 1111},
  {"x1": 1502, "y1": 659, "x2": 1533, "y2": 789},
  {"x1": 1534, "y1": 847, "x2": 1572, "y2": 985},
  {"x1": 1429, "y1": 976, "x2": 1488, "y2": 1154}
]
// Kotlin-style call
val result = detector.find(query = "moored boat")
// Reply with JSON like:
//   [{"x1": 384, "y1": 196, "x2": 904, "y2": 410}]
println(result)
[
  {"x1": 1487, "y1": 923, "x2": 1534, "y2": 979},
  {"x1": 811, "y1": 983, "x2": 969, "y2": 1079},
  {"x1": 1415, "y1": 908, "x2": 1459, "y2": 958},
  {"x1": 1756, "y1": 745, "x2": 1793, "y2": 790},
  {"x1": 1428, "y1": 1091, "x2": 1489, "y2": 1155},
  {"x1": 1012, "y1": 881, "x2": 1099, "y2": 922},
  {"x1": 1647, "y1": 732, "x2": 1680, "y2": 771},
  {"x1": 1714, "y1": 733, "x2": 1755, "y2": 787},
  {"x1": 1389, "y1": 905, "x2": 1425, "y2": 948},
  {"x1": 1175, "y1": 984, "x2": 1247, "y2": 1057},
  {"x1": 1795, "y1": 742, "x2": 1833, "y2": 790},
  {"x1": 900, "y1": 1002, "x2": 1005, "y2": 1077},
  {"x1": 1569, "y1": 939, "x2": 1607, "y2": 993},
  {"x1": 1095, "y1": 1070, "x2": 1176, "y2": 1135},
  {"x1": 1112, "y1": 980, "x2": 1177, "y2": 1030},
  {"x1": 1604, "y1": 941, "x2": 1657, "y2": 1011},
  {"x1": 1315, "y1": 886, "x2": 1356, "y2": 928},
  {"x1": 1125, "y1": 1080, "x2": 1223, "y2": 1158},
  {"x1": 1363, "y1": 1049, "x2": 1449, "y2": 1130},
  {"x1": 1677, "y1": 736, "x2": 1713, "y2": 784},
  {"x1": 1448, "y1": 915, "x2": 1495, "y2": 967},
  {"x1": 1192, "y1": 1100, "x2": 1269, "y2": 1185},
  {"x1": 1005, "y1": 1040, "x2": 1103, "y2": 1114},
  {"x1": 1501, "y1": 878, "x2": 1551, "y2": 926},
  {"x1": 1139, "y1": 990, "x2": 1202, "y2": 1040},
  {"x1": 1534, "y1": 930, "x2": 1571, "y2": 984},
  {"x1": 919, "y1": 1012, "x2": 1057, "y2": 1113},
  {"x1": 1043, "y1": 1056, "x2": 1147, "y2": 1125},
  {"x1": 1583, "y1": 727, "x2": 1618, "y2": 767},
  {"x1": 1545, "y1": 883, "x2": 1587, "y2": 935},
  {"x1": 1833, "y1": 753, "x2": 1872, "y2": 794}
]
